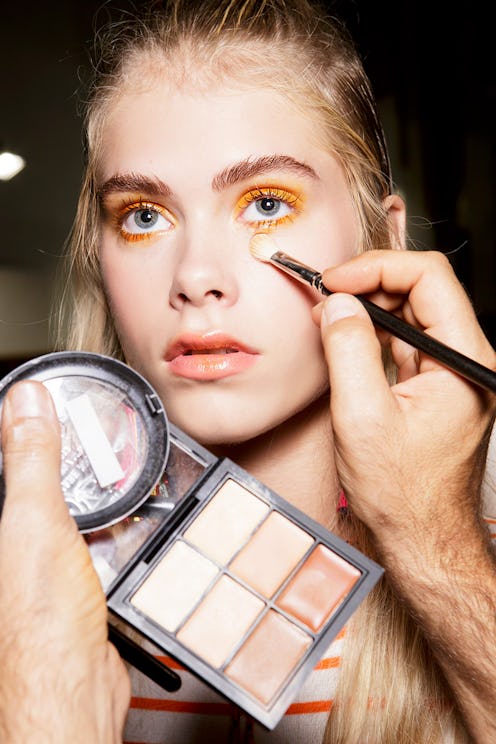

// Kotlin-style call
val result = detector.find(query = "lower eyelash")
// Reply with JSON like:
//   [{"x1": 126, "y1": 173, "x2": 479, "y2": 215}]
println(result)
[
  {"x1": 114, "y1": 199, "x2": 173, "y2": 242},
  {"x1": 236, "y1": 187, "x2": 303, "y2": 227},
  {"x1": 249, "y1": 214, "x2": 296, "y2": 231}
]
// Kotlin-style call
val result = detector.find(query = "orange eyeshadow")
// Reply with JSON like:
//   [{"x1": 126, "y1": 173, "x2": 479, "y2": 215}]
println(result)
[{"x1": 276, "y1": 544, "x2": 361, "y2": 632}]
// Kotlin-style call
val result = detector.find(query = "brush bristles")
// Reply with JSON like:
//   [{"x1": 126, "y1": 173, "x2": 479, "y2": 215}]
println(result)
[{"x1": 249, "y1": 233, "x2": 277, "y2": 262}]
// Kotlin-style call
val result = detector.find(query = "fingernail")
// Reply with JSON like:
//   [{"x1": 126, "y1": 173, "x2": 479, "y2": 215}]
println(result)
[
  {"x1": 4, "y1": 381, "x2": 53, "y2": 420},
  {"x1": 322, "y1": 294, "x2": 360, "y2": 325}
]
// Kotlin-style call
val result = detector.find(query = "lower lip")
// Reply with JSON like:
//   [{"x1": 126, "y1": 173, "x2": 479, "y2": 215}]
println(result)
[{"x1": 167, "y1": 351, "x2": 259, "y2": 381}]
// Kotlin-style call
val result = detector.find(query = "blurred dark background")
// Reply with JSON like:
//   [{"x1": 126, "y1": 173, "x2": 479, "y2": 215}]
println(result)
[{"x1": 0, "y1": 0, "x2": 494, "y2": 374}]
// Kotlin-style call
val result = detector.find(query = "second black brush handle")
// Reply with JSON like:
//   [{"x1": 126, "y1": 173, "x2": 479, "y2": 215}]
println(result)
[{"x1": 108, "y1": 623, "x2": 181, "y2": 692}]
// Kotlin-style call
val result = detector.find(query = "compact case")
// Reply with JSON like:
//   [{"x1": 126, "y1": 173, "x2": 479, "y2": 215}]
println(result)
[
  {"x1": 0, "y1": 351, "x2": 384, "y2": 730},
  {"x1": 0, "y1": 351, "x2": 170, "y2": 532}
]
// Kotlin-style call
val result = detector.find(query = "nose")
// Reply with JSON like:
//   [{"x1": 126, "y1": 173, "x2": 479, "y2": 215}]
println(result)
[{"x1": 169, "y1": 228, "x2": 240, "y2": 310}]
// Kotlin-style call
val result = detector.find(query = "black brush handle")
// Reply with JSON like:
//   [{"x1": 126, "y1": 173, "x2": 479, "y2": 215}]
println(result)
[{"x1": 108, "y1": 623, "x2": 181, "y2": 692}]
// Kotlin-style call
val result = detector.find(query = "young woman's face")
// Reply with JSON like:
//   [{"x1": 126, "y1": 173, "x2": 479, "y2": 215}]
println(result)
[{"x1": 98, "y1": 81, "x2": 358, "y2": 445}]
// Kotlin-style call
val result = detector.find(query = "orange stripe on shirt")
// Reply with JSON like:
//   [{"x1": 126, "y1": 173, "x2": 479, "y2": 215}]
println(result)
[
  {"x1": 130, "y1": 697, "x2": 237, "y2": 715},
  {"x1": 130, "y1": 696, "x2": 334, "y2": 716},
  {"x1": 483, "y1": 519, "x2": 496, "y2": 537},
  {"x1": 155, "y1": 655, "x2": 184, "y2": 670},
  {"x1": 286, "y1": 699, "x2": 333, "y2": 714},
  {"x1": 315, "y1": 654, "x2": 341, "y2": 669}
]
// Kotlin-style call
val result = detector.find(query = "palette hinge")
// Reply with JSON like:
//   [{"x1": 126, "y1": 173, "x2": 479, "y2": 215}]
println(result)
[{"x1": 145, "y1": 393, "x2": 164, "y2": 415}]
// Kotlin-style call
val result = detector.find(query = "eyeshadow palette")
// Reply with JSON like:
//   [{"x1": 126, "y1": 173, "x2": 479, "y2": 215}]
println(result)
[{"x1": 107, "y1": 457, "x2": 384, "y2": 729}]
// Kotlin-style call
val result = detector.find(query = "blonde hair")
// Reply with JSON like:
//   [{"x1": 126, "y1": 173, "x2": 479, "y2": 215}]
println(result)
[{"x1": 56, "y1": 1, "x2": 469, "y2": 741}]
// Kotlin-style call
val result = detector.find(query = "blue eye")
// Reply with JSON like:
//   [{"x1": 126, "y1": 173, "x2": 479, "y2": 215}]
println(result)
[
  {"x1": 133, "y1": 208, "x2": 160, "y2": 229},
  {"x1": 122, "y1": 207, "x2": 170, "y2": 234},
  {"x1": 256, "y1": 197, "x2": 281, "y2": 216},
  {"x1": 236, "y1": 187, "x2": 301, "y2": 226},
  {"x1": 243, "y1": 197, "x2": 292, "y2": 222},
  {"x1": 119, "y1": 201, "x2": 174, "y2": 242}
]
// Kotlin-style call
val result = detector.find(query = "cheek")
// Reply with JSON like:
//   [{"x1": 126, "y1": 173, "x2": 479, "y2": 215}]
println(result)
[
  {"x1": 312, "y1": 213, "x2": 359, "y2": 267},
  {"x1": 262, "y1": 279, "x2": 327, "y2": 380},
  {"x1": 100, "y1": 243, "x2": 167, "y2": 343},
  {"x1": 303, "y1": 181, "x2": 360, "y2": 267}
]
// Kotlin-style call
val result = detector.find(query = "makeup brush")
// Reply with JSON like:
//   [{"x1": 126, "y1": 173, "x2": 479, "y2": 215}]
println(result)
[{"x1": 249, "y1": 233, "x2": 496, "y2": 394}]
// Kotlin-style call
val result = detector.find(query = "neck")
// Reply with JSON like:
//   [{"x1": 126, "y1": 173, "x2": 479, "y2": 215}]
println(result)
[{"x1": 211, "y1": 394, "x2": 340, "y2": 530}]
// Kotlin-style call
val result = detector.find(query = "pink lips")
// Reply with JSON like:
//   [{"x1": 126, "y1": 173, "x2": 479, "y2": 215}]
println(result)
[{"x1": 165, "y1": 332, "x2": 260, "y2": 381}]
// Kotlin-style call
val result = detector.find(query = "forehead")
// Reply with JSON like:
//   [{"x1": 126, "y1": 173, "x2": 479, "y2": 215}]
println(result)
[{"x1": 98, "y1": 80, "x2": 333, "y2": 180}]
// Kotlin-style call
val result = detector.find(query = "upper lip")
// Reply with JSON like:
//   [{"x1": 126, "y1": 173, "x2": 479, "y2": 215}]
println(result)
[{"x1": 165, "y1": 332, "x2": 259, "y2": 361}]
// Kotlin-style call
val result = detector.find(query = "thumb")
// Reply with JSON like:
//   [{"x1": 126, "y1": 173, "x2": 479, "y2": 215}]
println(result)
[
  {"x1": 1, "y1": 380, "x2": 71, "y2": 530},
  {"x1": 320, "y1": 293, "x2": 394, "y2": 429}
]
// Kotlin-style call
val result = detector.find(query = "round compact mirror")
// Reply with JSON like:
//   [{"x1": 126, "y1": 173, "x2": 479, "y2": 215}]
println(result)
[{"x1": 0, "y1": 351, "x2": 170, "y2": 533}]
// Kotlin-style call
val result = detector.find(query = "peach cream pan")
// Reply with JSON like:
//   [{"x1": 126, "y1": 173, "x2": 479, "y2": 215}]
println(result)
[{"x1": 0, "y1": 351, "x2": 383, "y2": 730}]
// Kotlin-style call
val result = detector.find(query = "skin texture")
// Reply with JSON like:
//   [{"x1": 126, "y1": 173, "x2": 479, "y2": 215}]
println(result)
[{"x1": 0, "y1": 382, "x2": 130, "y2": 743}]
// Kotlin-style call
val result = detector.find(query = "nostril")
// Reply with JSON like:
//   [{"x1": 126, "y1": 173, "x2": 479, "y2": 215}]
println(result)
[{"x1": 176, "y1": 289, "x2": 222, "y2": 303}]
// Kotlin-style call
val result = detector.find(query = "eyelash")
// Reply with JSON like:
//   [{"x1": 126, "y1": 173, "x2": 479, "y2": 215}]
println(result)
[
  {"x1": 115, "y1": 199, "x2": 174, "y2": 243},
  {"x1": 235, "y1": 186, "x2": 302, "y2": 228}
]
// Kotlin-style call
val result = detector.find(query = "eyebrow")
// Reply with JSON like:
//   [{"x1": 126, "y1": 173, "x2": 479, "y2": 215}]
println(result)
[
  {"x1": 97, "y1": 173, "x2": 172, "y2": 200},
  {"x1": 97, "y1": 155, "x2": 318, "y2": 201},
  {"x1": 211, "y1": 155, "x2": 318, "y2": 191}
]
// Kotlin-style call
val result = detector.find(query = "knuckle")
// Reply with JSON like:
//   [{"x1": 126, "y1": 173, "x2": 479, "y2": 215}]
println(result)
[
  {"x1": 428, "y1": 250, "x2": 453, "y2": 273},
  {"x1": 3, "y1": 418, "x2": 58, "y2": 458}
]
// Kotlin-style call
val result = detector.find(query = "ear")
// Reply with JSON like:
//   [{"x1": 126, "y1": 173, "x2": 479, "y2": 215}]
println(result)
[{"x1": 383, "y1": 193, "x2": 406, "y2": 250}]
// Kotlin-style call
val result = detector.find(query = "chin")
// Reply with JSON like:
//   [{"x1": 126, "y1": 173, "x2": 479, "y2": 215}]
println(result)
[
  {"x1": 160, "y1": 388, "x2": 273, "y2": 446},
  {"x1": 161, "y1": 378, "x2": 330, "y2": 450},
  {"x1": 170, "y1": 414, "x2": 269, "y2": 448},
  {"x1": 167, "y1": 397, "x2": 326, "y2": 451}
]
